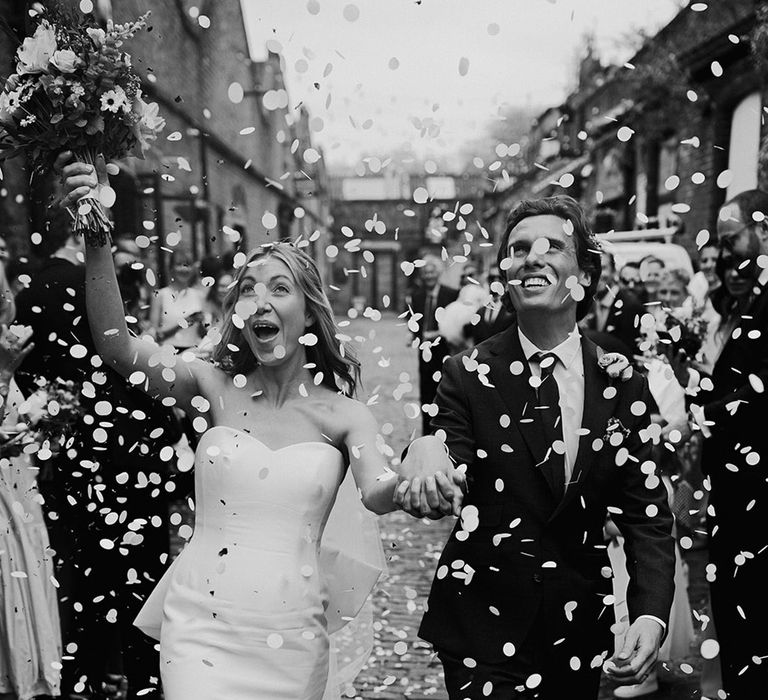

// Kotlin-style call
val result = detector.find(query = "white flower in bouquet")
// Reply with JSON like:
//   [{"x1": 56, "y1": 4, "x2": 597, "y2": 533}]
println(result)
[
  {"x1": 17, "y1": 388, "x2": 48, "y2": 426},
  {"x1": 86, "y1": 27, "x2": 106, "y2": 48},
  {"x1": 50, "y1": 48, "x2": 83, "y2": 74},
  {"x1": 130, "y1": 91, "x2": 165, "y2": 158},
  {"x1": 0, "y1": 90, "x2": 21, "y2": 123},
  {"x1": 100, "y1": 85, "x2": 130, "y2": 114},
  {"x1": 16, "y1": 20, "x2": 57, "y2": 75}
]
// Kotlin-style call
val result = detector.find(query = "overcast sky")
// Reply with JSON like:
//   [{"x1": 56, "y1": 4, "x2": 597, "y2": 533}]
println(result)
[{"x1": 241, "y1": 0, "x2": 686, "y2": 172}]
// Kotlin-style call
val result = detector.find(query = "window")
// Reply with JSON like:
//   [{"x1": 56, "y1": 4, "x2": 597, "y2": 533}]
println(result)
[{"x1": 727, "y1": 92, "x2": 762, "y2": 199}]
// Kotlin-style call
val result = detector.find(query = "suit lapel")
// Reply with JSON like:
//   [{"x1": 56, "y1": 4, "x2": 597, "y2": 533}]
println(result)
[
  {"x1": 550, "y1": 338, "x2": 618, "y2": 519},
  {"x1": 486, "y1": 326, "x2": 559, "y2": 500}
]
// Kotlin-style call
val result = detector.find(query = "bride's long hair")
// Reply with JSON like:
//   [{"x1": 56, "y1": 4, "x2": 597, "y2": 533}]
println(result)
[{"x1": 212, "y1": 242, "x2": 361, "y2": 396}]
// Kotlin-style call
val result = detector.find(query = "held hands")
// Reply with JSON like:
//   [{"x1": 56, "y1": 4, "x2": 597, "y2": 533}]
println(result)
[
  {"x1": 54, "y1": 150, "x2": 110, "y2": 210},
  {"x1": 661, "y1": 414, "x2": 693, "y2": 446},
  {"x1": 604, "y1": 617, "x2": 664, "y2": 686},
  {"x1": 393, "y1": 435, "x2": 467, "y2": 519}
]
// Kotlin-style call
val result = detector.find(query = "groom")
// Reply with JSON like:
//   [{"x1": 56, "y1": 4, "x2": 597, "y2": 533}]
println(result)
[{"x1": 398, "y1": 196, "x2": 675, "y2": 699}]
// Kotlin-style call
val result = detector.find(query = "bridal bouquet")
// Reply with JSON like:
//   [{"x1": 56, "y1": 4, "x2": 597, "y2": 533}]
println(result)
[
  {"x1": 17, "y1": 376, "x2": 82, "y2": 460},
  {"x1": 639, "y1": 302, "x2": 709, "y2": 425},
  {"x1": 0, "y1": 3, "x2": 165, "y2": 246},
  {"x1": 640, "y1": 302, "x2": 709, "y2": 362}
]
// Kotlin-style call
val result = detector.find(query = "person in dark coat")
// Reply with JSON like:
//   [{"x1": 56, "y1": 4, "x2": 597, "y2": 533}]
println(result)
[
  {"x1": 14, "y1": 208, "x2": 181, "y2": 700},
  {"x1": 408, "y1": 254, "x2": 458, "y2": 435},
  {"x1": 582, "y1": 251, "x2": 644, "y2": 357},
  {"x1": 398, "y1": 196, "x2": 675, "y2": 700},
  {"x1": 464, "y1": 264, "x2": 516, "y2": 345},
  {"x1": 663, "y1": 189, "x2": 768, "y2": 699}
]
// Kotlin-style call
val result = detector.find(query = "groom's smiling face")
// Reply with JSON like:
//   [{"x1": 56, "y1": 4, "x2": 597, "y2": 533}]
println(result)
[{"x1": 504, "y1": 214, "x2": 590, "y2": 317}]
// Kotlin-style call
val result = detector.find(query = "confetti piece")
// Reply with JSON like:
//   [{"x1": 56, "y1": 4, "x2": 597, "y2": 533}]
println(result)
[{"x1": 342, "y1": 4, "x2": 360, "y2": 21}]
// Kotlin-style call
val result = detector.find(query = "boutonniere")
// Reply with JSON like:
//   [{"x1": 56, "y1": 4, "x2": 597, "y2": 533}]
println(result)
[
  {"x1": 597, "y1": 351, "x2": 633, "y2": 382},
  {"x1": 604, "y1": 416, "x2": 631, "y2": 444}
]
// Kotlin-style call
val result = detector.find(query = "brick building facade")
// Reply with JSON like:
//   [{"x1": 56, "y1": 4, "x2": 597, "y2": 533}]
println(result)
[{"x1": 489, "y1": 0, "x2": 764, "y2": 262}]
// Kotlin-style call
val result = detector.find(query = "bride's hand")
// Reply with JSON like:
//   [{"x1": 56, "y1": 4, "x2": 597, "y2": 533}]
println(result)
[
  {"x1": 394, "y1": 436, "x2": 466, "y2": 518},
  {"x1": 54, "y1": 151, "x2": 110, "y2": 210}
]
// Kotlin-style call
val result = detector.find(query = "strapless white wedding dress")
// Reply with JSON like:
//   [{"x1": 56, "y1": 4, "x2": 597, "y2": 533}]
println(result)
[{"x1": 134, "y1": 425, "x2": 384, "y2": 700}]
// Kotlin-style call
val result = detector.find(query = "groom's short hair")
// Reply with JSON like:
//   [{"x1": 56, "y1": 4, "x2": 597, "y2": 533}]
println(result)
[{"x1": 497, "y1": 195, "x2": 602, "y2": 321}]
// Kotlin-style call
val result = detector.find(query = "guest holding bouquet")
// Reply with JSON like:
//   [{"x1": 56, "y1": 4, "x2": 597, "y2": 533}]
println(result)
[{"x1": 0, "y1": 324, "x2": 64, "y2": 700}]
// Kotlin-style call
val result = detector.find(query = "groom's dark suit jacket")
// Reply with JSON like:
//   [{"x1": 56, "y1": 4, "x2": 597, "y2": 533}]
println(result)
[{"x1": 419, "y1": 324, "x2": 675, "y2": 664}]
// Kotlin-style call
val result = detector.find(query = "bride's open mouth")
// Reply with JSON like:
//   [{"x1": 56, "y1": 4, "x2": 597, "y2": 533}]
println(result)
[{"x1": 252, "y1": 321, "x2": 280, "y2": 342}]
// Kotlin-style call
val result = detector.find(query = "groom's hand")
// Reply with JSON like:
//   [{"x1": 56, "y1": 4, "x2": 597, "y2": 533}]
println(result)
[
  {"x1": 604, "y1": 617, "x2": 663, "y2": 685},
  {"x1": 394, "y1": 435, "x2": 466, "y2": 518}
]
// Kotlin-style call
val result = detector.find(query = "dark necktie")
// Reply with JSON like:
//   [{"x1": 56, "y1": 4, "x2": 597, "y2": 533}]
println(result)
[
  {"x1": 533, "y1": 352, "x2": 566, "y2": 501},
  {"x1": 424, "y1": 291, "x2": 436, "y2": 333}
]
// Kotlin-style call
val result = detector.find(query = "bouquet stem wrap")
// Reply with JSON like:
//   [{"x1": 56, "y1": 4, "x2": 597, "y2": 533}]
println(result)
[{"x1": 68, "y1": 148, "x2": 113, "y2": 247}]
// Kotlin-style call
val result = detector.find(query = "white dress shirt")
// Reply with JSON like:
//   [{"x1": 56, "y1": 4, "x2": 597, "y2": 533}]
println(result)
[{"x1": 518, "y1": 326, "x2": 584, "y2": 489}]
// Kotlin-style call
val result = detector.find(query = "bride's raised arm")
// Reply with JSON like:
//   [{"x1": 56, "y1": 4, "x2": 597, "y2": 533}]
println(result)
[{"x1": 58, "y1": 152, "x2": 217, "y2": 412}]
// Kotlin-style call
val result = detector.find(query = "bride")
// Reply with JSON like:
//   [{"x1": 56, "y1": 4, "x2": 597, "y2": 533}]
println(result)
[{"x1": 57, "y1": 155, "x2": 464, "y2": 699}]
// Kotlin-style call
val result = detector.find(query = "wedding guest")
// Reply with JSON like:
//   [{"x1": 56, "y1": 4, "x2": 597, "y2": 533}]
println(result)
[
  {"x1": 0, "y1": 324, "x2": 63, "y2": 700},
  {"x1": 438, "y1": 263, "x2": 490, "y2": 354},
  {"x1": 148, "y1": 251, "x2": 205, "y2": 351},
  {"x1": 662, "y1": 189, "x2": 768, "y2": 699},
  {"x1": 14, "y1": 208, "x2": 182, "y2": 700},
  {"x1": 582, "y1": 251, "x2": 644, "y2": 356},
  {"x1": 409, "y1": 255, "x2": 458, "y2": 435},
  {"x1": 464, "y1": 265, "x2": 515, "y2": 345},
  {"x1": 656, "y1": 268, "x2": 688, "y2": 310},
  {"x1": 639, "y1": 255, "x2": 665, "y2": 305},
  {"x1": 698, "y1": 241, "x2": 721, "y2": 298},
  {"x1": 398, "y1": 195, "x2": 675, "y2": 699},
  {"x1": 114, "y1": 248, "x2": 150, "y2": 333},
  {"x1": 618, "y1": 261, "x2": 645, "y2": 301},
  {"x1": 202, "y1": 271, "x2": 233, "y2": 333},
  {"x1": 459, "y1": 260, "x2": 480, "y2": 290},
  {"x1": 613, "y1": 267, "x2": 702, "y2": 698},
  {"x1": 193, "y1": 272, "x2": 234, "y2": 361},
  {"x1": 194, "y1": 255, "x2": 224, "y2": 313}
]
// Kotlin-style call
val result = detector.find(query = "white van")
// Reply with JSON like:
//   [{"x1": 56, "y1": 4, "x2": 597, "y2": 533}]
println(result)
[{"x1": 595, "y1": 228, "x2": 694, "y2": 276}]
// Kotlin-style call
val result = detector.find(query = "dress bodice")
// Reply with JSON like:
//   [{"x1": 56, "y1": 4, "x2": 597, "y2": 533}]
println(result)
[
  {"x1": 173, "y1": 426, "x2": 345, "y2": 613},
  {"x1": 135, "y1": 425, "x2": 384, "y2": 700}
]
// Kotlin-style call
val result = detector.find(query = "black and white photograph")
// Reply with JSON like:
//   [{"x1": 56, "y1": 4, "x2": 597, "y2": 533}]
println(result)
[{"x1": 0, "y1": 1, "x2": 765, "y2": 698}]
